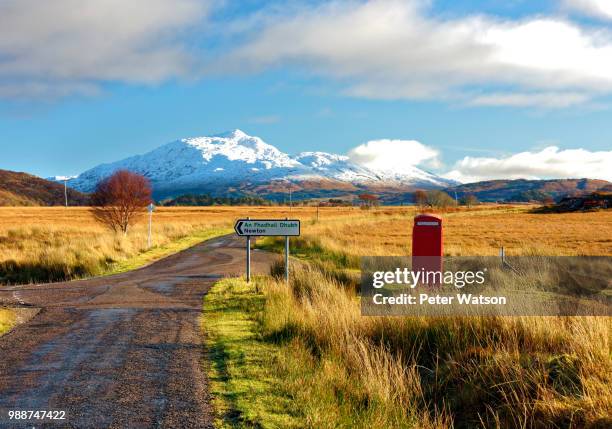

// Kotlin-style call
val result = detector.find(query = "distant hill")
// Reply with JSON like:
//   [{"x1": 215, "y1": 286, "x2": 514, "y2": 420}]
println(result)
[
  {"x1": 0, "y1": 169, "x2": 89, "y2": 206},
  {"x1": 534, "y1": 192, "x2": 611, "y2": 213},
  {"x1": 445, "y1": 179, "x2": 612, "y2": 203}
]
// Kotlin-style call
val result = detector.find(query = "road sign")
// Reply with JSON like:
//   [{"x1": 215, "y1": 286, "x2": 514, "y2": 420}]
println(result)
[
  {"x1": 235, "y1": 218, "x2": 301, "y2": 283},
  {"x1": 147, "y1": 203, "x2": 155, "y2": 212},
  {"x1": 234, "y1": 219, "x2": 300, "y2": 237}
]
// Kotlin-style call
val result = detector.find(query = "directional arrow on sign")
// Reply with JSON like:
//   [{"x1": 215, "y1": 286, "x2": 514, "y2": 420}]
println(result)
[{"x1": 234, "y1": 220, "x2": 245, "y2": 236}]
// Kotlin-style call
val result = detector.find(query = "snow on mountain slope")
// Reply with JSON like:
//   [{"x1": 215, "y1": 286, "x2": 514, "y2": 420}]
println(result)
[
  {"x1": 372, "y1": 166, "x2": 456, "y2": 187},
  {"x1": 292, "y1": 152, "x2": 380, "y2": 182},
  {"x1": 63, "y1": 130, "x2": 455, "y2": 197},
  {"x1": 292, "y1": 151, "x2": 455, "y2": 187},
  {"x1": 67, "y1": 130, "x2": 304, "y2": 192}
]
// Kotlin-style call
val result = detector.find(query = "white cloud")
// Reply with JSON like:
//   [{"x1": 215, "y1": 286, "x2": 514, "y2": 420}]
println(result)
[
  {"x1": 563, "y1": 0, "x2": 612, "y2": 20},
  {"x1": 469, "y1": 92, "x2": 591, "y2": 108},
  {"x1": 347, "y1": 137, "x2": 612, "y2": 183},
  {"x1": 348, "y1": 139, "x2": 441, "y2": 173},
  {"x1": 444, "y1": 146, "x2": 612, "y2": 183},
  {"x1": 0, "y1": 0, "x2": 211, "y2": 99},
  {"x1": 6, "y1": 0, "x2": 612, "y2": 108},
  {"x1": 217, "y1": 0, "x2": 612, "y2": 107}
]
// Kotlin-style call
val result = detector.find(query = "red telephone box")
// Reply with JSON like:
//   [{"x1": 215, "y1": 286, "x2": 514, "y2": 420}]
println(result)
[{"x1": 412, "y1": 214, "x2": 443, "y2": 279}]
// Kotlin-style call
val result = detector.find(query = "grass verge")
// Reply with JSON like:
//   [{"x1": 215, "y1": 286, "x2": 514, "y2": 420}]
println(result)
[
  {"x1": 0, "y1": 307, "x2": 38, "y2": 337},
  {"x1": 0, "y1": 308, "x2": 16, "y2": 335},
  {"x1": 203, "y1": 277, "x2": 302, "y2": 428}
]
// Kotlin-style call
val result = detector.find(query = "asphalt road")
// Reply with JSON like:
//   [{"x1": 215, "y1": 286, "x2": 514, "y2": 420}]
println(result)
[{"x1": 0, "y1": 235, "x2": 274, "y2": 428}]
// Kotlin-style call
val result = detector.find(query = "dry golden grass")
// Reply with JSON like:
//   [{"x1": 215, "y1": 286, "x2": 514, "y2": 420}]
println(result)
[
  {"x1": 0, "y1": 308, "x2": 16, "y2": 335},
  {"x1": 299, "y1": 205, "x2": 612, "y2": 257},
  {"x1": 0, "y1": 207, "x2": 222, "y2": 283},
  {"x1": 258, "y1": 259, "x2": 612, "y2": 428},
  {"x1": 250, "y1": 206, "x2": 612, "y2": 427},
  {"x1": 1, "y1": 205, "x2": 610, "y2": 284},
  {"x1": 0, "y1": 206, "x2": 353, "y2": 284},
  {"x1": 0, "y1": 307, "x2": 38, "y2": 337}
]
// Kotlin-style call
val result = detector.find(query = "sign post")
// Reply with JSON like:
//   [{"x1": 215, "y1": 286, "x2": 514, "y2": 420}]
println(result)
[
  {"x1": 285, "y1": 230, "x2": 289, "y2": 282},
  {"x1": 234, "y1": 218, "x2": 301, "y2": 283},
  {"x1": 147, "y1": 203, "x2": 155, "y2": 248},
  {"x1": 246, "y1": 236, "x2": 251, "y2": 283},
  {"x1": 245, "y1": 217, "x2": 251, "y2": 283}
]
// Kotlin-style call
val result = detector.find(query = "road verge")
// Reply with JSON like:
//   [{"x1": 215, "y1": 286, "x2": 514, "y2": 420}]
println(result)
[
  {"x1": 0, "y1": 307, "x2": 39, "y2": 336},
  {"x1": 202, "y1": 277, "x2": 301, "y2": 428}
]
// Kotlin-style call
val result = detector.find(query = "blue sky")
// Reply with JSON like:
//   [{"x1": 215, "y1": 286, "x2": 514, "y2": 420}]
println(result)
[{"x1": 1, "y1": 0, "x2": 611, "y2": 182}]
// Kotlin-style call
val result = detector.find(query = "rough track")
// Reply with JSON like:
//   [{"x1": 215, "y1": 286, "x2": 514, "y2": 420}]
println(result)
[{"x1": 0, "y1": 235, "x2": 275, "y2": 428}]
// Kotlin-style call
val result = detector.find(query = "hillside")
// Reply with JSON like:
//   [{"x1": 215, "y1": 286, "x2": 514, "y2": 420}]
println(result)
[
  {"x1": 0, "y1": 169, "x2": 89, "y2": 206},
  {"x1": 445, "y1": 178, "x2": 612, "y2": 202}
]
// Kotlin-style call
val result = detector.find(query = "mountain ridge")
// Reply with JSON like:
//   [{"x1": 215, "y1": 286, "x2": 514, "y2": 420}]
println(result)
[
  {"x1": 445, "y1": 178, "x2": 612, "y2": 202},
  {"x1": 60, "y1": 129, "x2": 456, "y2": 199},
  {"x1": 46, "y1": 130, "x2": 611, "y2": 203}
]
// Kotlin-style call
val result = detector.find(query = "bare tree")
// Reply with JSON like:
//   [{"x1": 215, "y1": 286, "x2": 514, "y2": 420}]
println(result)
[
  {"x1": 91, "y1": 170, "x2": 152, "y2": 234},
  {"x1": 460, "y1": 194, "x2": 479, "y2": 208},
  {"x1": 414, "y1": 190, "x2": 427, "y2": 208}
]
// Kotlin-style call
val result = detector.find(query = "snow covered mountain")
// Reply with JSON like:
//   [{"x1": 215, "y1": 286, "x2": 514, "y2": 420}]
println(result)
[{"x1": 60, "y1": 129, "x2": 455, "y2": 200}]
